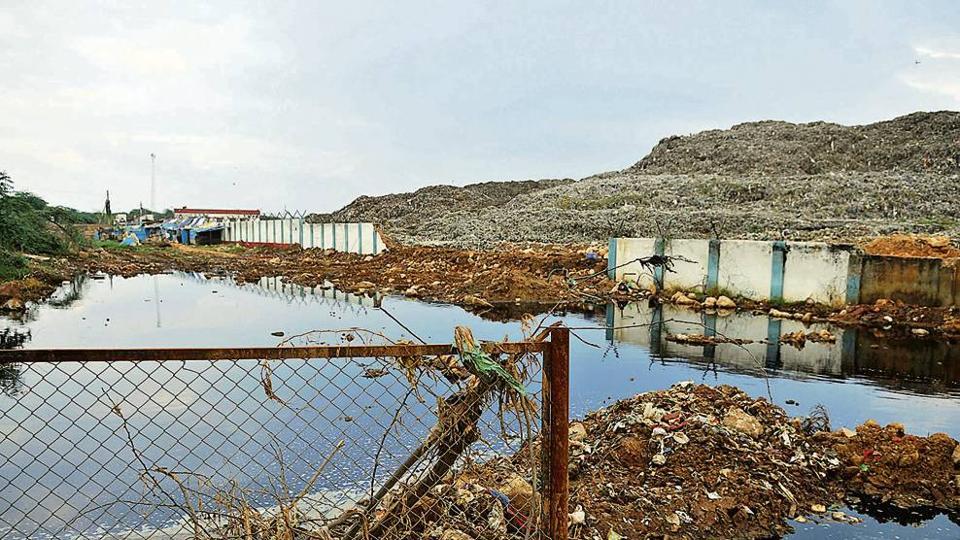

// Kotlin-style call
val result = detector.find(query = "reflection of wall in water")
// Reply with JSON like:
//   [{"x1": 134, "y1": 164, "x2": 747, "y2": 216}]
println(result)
[
  {"x1": 608, "y1": 302, "x2": 959, "y2": 390},
  {"x1": 176, "y1": 272, "x2": 377, "y2": 310},
  {"x1": 609, "y1": 302, "x2": 844, "y2": 376}
]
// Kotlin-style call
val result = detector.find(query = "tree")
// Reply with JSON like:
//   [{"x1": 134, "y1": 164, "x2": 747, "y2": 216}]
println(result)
[{"x1": 0, "y1": 170, "x2": 12, "y2": 199}]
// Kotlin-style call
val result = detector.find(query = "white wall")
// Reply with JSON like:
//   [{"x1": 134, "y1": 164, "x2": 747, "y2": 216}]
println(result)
[
  {"x1": 613, "y1": 237, "x2": 657, "y2": 288},
  {"x1": 782, "y1": 242, "x2": 849, "y2": 305},
  {"x1": 225, "y1": 219, "x2": 385, "y2": 255},
  {"x1": 717, "y1": 240, "x2": 773, "y2": 299},
  {"x1": 663, "y1": 239, "x2": 710, "y2": 292},
  {"x1": 610, "y1": 237, "x2": 851, "y2": 305}
]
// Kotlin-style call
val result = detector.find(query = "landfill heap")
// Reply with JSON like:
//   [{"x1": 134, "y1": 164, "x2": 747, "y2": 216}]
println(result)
[{"x1": 322, "y1": 111, "x2": 960, "y2": 247}]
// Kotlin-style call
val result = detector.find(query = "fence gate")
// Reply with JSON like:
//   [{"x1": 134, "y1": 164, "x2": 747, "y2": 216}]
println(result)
[{"x1": 0, "y1": 327, "x2": 569, "y2": 540}]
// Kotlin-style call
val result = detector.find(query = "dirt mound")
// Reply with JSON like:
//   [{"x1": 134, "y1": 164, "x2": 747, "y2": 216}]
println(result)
[
  {"x1": 831, "y1": 421, "x2": 960, "y2": 510},
  {"x1": 862, "y1": 234, "x2": 960, "y2": 259},
  {"x1": 562, "y1": 383, "x2": 840, "y2": 539},
  {"x1": 631, "y1": 111, "x2": 960, "y2": 176}
]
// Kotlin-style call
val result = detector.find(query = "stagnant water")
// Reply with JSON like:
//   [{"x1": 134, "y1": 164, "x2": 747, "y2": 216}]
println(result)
[{"x1": 0, "y1": 273, "x2": 957, "y2": 538}]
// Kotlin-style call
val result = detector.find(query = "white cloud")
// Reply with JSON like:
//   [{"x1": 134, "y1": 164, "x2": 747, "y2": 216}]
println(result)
[{"x1": 901, "y1": 43, "x2": 960, "y2": 102}]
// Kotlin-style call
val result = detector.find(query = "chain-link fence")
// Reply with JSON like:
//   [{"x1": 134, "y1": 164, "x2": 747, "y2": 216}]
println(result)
[{"x1": 0, "y1": 327, "x2": 569, "y2": 540}]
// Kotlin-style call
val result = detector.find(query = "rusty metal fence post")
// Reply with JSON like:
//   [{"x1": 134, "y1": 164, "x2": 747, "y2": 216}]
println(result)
[{"x1": 542, "y1": 326, "x2": 570, "y2": 540}]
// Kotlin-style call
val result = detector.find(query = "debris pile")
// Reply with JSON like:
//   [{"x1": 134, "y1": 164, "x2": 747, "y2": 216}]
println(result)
[
  {"x1": 831, "y1": 421, "x2": 960, "y2": 511},
  {"x1": 559, "y1": 383, "x2": 841, "y2": 539},
  {"x1": 424, "y1": 384, "x2": 960, "y2": 539},
  {"x1": 76, "y1": 243, "x2": 612, "y2": 309}
]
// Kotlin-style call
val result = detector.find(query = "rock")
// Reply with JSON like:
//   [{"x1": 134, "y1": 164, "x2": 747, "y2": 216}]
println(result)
[
  {"x1": 837, "y1": 427, "x2": 857, "y2": 438},
  {"x1": 1, "y1": 298, "x2": 25, "y2": 312},
  {"x1": 463, "y1": 294, "x2": 493, "y2": 308},
  {"x1": 674, "y1": 293, "x2": 698, "y2": 306},
  {"x1": 716, "y1": 295, "x2": 736, "y2": 309},
  {"x1": 569, "y1": 422, "x2": 587, "y2": 442},
  {"x1": 898, "y1": 448, "x2": 919, "y2": 467},
  {"x1": 404, "y1": 286, "x2": 419, "y2": 297},
  {"x1": 723, "y1": 407, "x2": 764, "y2": 438},
  {"x1": 363, "y1": 255, "x2": 374, "y2": 262},
  {"x1": 569, "y1": 505, "x2": 586, "y2": 526},
  {"x1": 801, "y1": 312, "x2": 813, "y2": 323},
  {"x1": 769, "y1": 308, "x2": 792, "y2": 319},
  {"x1": 911, "y1": 328, "x2": 930, "y2": 336},
  {"x1": 354, "y1": 281, "x2": 376, "y2": 290},
  {"x1": 810, "y1": 504, "x2": 826, "y2": 513},
  {"x1": 953, "y1": 442, "x2": 960, "y2": 465},
  {"x1": 440, "y1": 530, "x2": 472, "y2": 540},
  {"x1": 615, "y1": 436, "x2": 648, "y2": 467},
  {"x1": 703, "y1": 296, "x2": 717, "y2": 308},
  {"x1": 500, "y1": 475, "x2": 534, "y2": 512}
]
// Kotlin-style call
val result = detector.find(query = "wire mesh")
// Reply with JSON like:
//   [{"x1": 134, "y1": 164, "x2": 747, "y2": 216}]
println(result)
[{"x1": 0, "y1": 332, "x2": 553, "y2": 540}]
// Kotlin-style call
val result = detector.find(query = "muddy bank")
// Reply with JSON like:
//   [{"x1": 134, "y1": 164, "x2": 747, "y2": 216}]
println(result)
[
  {"x1": 426, "y1": 384, "x2": 959, "y2": 539},
  {"x1": 0, "y1": 258, "x2": 76, "y2": 313},
  {"x1": 71, "y1": 243, "x2": 613, "y2": 308}
]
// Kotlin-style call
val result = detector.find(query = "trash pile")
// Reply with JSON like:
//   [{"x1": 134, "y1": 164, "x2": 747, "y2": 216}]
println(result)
[
  {"x1": 419, "y1": 384, "x2": 959, "y2": 539},
  {"x1": 560, "y1": 383, "x2": 841, "y2": 539}
]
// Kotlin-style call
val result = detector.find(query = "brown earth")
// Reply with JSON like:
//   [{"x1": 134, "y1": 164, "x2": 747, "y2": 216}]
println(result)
[{"x1": 862, "y1": 234, "x2": 960, "y2": 259}]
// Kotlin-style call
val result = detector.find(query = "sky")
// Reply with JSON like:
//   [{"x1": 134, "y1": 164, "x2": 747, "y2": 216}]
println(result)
[{"x1": 1, "y1": 0, "x2": 959, "y2": 213}]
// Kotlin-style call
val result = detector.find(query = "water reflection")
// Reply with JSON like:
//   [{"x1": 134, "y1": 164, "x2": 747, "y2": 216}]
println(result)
[
  {"x1": 0, "y1": 328, "x2": 29, "y2": 398},
  {"x1": 607, "y1": 301, "x2": 960, "y2": 395}
]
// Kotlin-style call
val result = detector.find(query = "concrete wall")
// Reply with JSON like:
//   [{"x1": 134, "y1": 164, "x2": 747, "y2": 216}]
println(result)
[
  {"x1": 717, "y1": 240, "x2": 774, "y2": 300},
  {"x1": 611, "y1": 238, "x2": 855, "y2": 305},
  {"x1": 662, "y1": 239, "x2": 710, "y2": 291},
  {"x1": 781, "y1": 242, "x2": 851, "y2": 305},
  {"x1": 224, "y1": 219, "x2": 385, "y2": 255},
  {"x1": 612, "y1": 236, "x2": 960, "y2": 307},
  {"x1": 857, "y1": 255, "x2": 959, "y2": 306}
]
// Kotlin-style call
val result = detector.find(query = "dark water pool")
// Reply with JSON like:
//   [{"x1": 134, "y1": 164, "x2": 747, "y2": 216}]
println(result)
[{"x1": 1, "y1": 273, "x2": 957, "y2": 538}]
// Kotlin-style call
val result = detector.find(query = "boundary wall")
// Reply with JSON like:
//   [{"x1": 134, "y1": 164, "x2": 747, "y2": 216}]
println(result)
[
  {"x1": 608, "y1": 237, "x2": 959, "y2": 307},
  {"x1": 224, "y1": 219, "x2": 385, "y2": 255}
]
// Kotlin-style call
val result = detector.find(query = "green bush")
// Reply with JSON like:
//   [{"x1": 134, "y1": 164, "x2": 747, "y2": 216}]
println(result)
[
  {"x1": 0, "y1": 250, "x2": 27, "y2": 281},
  {"x1": 0, "y1": 170, "x2": 89, "y2": 255}
]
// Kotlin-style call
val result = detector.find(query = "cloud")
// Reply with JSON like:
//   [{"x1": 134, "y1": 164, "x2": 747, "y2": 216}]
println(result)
[
  {"x1": 899, "y1": 43, "x2": 960, "y2": 102},
  {"x1": 915, "y1": 45, "x2": 960, "y2": 60}
]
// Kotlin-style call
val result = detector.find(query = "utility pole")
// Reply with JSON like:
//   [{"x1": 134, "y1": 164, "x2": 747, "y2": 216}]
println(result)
[{"x1": 150, "y1": 153, "x2": 156, "y2": 212}]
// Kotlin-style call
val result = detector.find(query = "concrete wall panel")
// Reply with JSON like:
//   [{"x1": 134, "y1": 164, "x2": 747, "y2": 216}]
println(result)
[
  {"x1": 717, "y1": 240, "x2": 773, "y2": 300},
  {"x1": 663, "y1": 239, "x2": 710, "y2": 292},
  {"x1": 782, "y1": 242, "x2": 850, "y2": 306}
]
